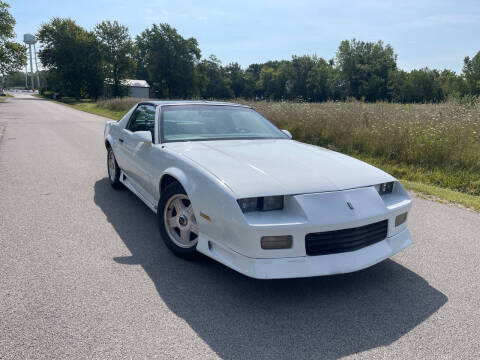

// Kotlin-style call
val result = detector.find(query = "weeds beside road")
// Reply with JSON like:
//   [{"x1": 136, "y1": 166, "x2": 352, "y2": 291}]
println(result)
[
  {"x1": 0, "y1": 94, "x2": 14, "y2": 101},
  {"x1": 37, "y1": 95, "x2": 480, "y2": 211},
  {"x1": 45, "y1": 97, "x2": 128, "y2": 120},
  {"x1": 247, "y1": 101, "x2": 480, "y2": 192}
]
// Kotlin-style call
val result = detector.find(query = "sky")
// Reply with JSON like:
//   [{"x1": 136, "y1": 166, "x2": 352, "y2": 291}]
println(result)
[{"x1": 9, "y1": 0, "x2": 480, "y2": 73}]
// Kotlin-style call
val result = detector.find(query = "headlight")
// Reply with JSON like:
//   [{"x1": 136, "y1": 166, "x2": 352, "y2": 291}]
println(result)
[
  {"x1": 375, "y1": 182, "x2": 394, "y2": 195},
  {"x1": 237, "y1": 196, "x2": 284, "y2": 213},
  {"x1": 237, "y1": 198, "x2": 258, "y2": 212}
]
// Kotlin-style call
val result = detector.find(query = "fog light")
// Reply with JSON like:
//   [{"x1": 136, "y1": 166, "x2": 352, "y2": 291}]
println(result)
[
  {"x1": 395, "y1": 212, "x2": 407, "y2": 227},
  {"x1": 261, "y1": 235, "x2": 293, "y2": 249}
]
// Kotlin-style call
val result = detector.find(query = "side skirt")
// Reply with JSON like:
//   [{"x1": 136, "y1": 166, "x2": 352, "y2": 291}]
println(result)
[{"x1": 119, "y1": 171, "x2": 157, "y2": 214}]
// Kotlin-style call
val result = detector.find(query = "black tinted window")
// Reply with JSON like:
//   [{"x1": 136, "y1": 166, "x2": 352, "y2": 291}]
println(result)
[{"x1": 127, "y1": 105, "x2": 156, "y2": 137}]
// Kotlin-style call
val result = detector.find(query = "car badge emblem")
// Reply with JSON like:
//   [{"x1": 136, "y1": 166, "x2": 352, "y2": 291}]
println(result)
[{"x1": 347, "y1": 201, "x2": 354, "y2": 210}]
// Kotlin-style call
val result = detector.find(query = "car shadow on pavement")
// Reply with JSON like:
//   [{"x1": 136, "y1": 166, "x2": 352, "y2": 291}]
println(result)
[{"x1": 94, "y1": 178, "x2": 447, "y2": 360}]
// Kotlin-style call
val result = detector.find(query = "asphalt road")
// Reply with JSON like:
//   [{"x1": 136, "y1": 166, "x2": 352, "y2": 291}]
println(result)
[{"x1": 1, "y1": 93, "x2": 479, "y2": 360}]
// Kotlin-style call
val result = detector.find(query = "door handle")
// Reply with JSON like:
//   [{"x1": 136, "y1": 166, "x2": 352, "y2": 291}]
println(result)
[{"x1": 119, "y1": 138, "x2": 124, "y2": 143}]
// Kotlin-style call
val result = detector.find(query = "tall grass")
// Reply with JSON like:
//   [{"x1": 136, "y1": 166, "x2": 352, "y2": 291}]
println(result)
[
  {"x1": 246, "y1": 101, "x2": 480, "y2": 169},
  {"x1": 97, "y1": 97, "x2": 480, "y2": 195},
  {"x1": 245, "y1": 100, "x2": 480, "y2": 195},
  {"x1": 98, "y1": 97, "x2": 147, "y2": 112}
]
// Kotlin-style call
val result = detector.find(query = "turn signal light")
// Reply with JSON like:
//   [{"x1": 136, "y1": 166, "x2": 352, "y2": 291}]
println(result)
[
  {"x1": 261, "y1": 235, "x2": 293, "y2": 249},
  {"x1": 395, "y1": 212, "x2": 407, "y2": 227}
]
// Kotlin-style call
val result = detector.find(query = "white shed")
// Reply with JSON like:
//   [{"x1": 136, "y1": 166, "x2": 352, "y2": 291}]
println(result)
[{"x1": 121, "y1": 79, "x2": 150, "y2": 98}]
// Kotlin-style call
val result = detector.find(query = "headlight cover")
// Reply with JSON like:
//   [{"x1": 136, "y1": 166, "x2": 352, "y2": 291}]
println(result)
[
  {"x1": 237, "y1": 196, "x2": 284, "y2": 213},
  {"x1": 375, "y1": 181, "x2": 395, "y2": 195}
]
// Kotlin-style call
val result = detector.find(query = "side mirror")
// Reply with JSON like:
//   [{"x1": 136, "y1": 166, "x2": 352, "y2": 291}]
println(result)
[
  {"x1": 282, "y1": 129, "x2": 292, "y2": 139},
  {"x1": 131, "y1": 131, "x2": 153, "y2": 144}
]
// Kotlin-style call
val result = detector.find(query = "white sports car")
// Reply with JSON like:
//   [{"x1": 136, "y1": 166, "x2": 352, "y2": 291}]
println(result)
[{"x1": 104, "y1": 101, "x2": 413, "y2": 279}]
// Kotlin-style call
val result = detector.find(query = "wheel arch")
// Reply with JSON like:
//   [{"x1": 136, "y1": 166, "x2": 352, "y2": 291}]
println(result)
[
  {"x1": 159, "y1": 168, "x2": 191, "y2": 196},
  {"x1": 105, "y1": 134, "x2": 114, "y2": 149}
]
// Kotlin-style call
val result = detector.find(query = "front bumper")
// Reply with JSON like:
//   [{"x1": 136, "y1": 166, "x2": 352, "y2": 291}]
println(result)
[{"x1": 197, "y1": 227, "x2": 412, "y2": 279}]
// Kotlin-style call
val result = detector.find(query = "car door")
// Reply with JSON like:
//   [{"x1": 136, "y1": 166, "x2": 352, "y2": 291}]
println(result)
[{"x1": 118, "y1": 104, "x2": 156, "y2": 199}]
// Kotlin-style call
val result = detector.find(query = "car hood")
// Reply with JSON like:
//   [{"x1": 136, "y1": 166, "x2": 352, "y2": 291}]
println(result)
[{"x1": 167, "y1": 139, "x2": 395, "y2": 197}]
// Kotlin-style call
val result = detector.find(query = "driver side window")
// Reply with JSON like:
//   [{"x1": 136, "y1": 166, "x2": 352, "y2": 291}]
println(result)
[{"x1": 127, "y1": 105, "x2": 156, "y2": 138}]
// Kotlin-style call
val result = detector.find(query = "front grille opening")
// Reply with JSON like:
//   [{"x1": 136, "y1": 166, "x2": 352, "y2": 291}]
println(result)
[{"x1": 305, "y1": 220, "x2": 388, "y2": 256}]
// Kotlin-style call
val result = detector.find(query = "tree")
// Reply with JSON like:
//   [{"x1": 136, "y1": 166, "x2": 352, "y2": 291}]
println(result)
[
  {"x1": 135, "y1": 23, "x2": 201, "y2": 98},
  {"x1": 387, "y1": 69, "x2": 408, "y2": 102},
  {"x1": 0, "y1": 1, "x2": 27, "y2": 86},
  {"x1": 244, "y1": 64, "x2": 262, "y2": 98},
  {"x1": 37, "y1": 18, "x2": 103, "y2": 98},
  {"x1": 336, "y1": 39, "x2": 397, "y2": 101},
  {"x1": 463, "y1": 52, "x2": 480, "y2": 96},
  {"x1": 4, "y1": 70, "x2": 25, "y2": 87},
  {"x1": 258, "y1": 66, "x2": 283, "y2": 100},
  {"x1": 224, "y1": 62, "x2": 245, "y2": 98},
  {"x1": 255, "y1": 60, "x2": 289, "y2": 100},
  {"x1": 281, "y1": 55, "x2": 314, "y2": 100},
  {"x1": 95, "y1": 21, "x2": 134, "y2": 97},
  {"x1": 437, "y1": 69, "x2": 466, "y2": 99},
  {"x1": 399, "y1": 68, "x2": 443, "y2": 103},
  {"x1": 197, "y1": 55, "x2": 232, "y2": 99},
  {"x1": 306, "y1": 57, "x2": 334, "y2": 101}
]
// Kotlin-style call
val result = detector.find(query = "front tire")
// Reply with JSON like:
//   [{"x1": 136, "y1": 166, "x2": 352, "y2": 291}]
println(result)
[
  {"x1": 158, "y1": 183, "x2": 199, "y2": 259},
  {"x1": 107, "y1": 146, "x2": 122, "y2": 189}
]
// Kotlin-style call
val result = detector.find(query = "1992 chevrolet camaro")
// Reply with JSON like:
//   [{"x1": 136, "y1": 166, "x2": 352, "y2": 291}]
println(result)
[{"x1": 104, "y1": 101, "x2": 413, "y2": 279}]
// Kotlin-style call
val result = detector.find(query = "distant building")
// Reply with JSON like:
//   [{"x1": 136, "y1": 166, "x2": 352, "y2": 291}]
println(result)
[
  {"x1": 122, "y1": 79, "x2": 150, "y2": 98},
  {"x1": 105, "y1": 78, "x2": 150, "y2": 98}
]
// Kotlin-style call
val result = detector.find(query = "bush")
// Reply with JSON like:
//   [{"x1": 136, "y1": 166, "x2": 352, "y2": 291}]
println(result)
[{"x1": 42, "y1": 91, "x2": 54, "y2": 99}]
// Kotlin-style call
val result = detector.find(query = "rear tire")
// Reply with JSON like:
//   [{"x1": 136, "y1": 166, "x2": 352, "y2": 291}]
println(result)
[
  {"x1": 158, "y1": 182, "x2": 199, "y2": 259},
  {"x1": 107, "y1": 146, "x2": 123, "y2": 189}
]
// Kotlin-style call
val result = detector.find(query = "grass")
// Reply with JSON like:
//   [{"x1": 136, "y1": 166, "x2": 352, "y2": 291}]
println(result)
[
  {"x1": 243, "y1": 100, "x2": 480, "y2": 195},
  {"x1": 0, "y1": 94, "x2": 13, "y2": 101},
  {"x1": 97, "y1": 97, "x2": 145, "y2": 113},
  {"x1": 61, "y1": 99, "x2": 126, "y2": 120},
  {"x1": 58, "y1": 97, "x2": 146, "y2": 120},
  {"x1": 35, "y1": 95, "x2": 125, "y2": 120},
  {"x1": 37, "y1": 95, "x2": 480, "y2": 211},
  {"x1": 402, "y1": 180, "x2": 480, "y2": 212}
]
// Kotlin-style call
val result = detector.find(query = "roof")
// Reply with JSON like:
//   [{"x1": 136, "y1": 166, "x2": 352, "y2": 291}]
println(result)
[
  {"x1": 148, "y1": 100, "x2": 249, "y2": 107},
  {"x1": 121, "y1": 79, "x2": 150, "y2": 88},
  {"x1": 104, "y1": 78, "x2": 150, "y2": 87}
]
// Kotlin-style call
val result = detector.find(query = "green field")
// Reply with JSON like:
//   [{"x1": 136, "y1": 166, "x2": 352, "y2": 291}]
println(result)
[{"x1": 40, "y1": 96, "x2": 480, "y2": 211}]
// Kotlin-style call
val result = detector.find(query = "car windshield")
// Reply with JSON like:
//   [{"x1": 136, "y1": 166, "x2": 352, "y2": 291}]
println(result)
[{"x1": 161, "y1": 105, "x2": 288, "y2": 142}]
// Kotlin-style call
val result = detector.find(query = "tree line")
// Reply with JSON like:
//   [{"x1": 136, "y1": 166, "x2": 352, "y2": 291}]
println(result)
[
  {"x1": 0, "y1": 1, "x2": 26, "y2": 86},
  {"x1": 4, "y1": 14, "x2": 480, "y2": 103}
]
